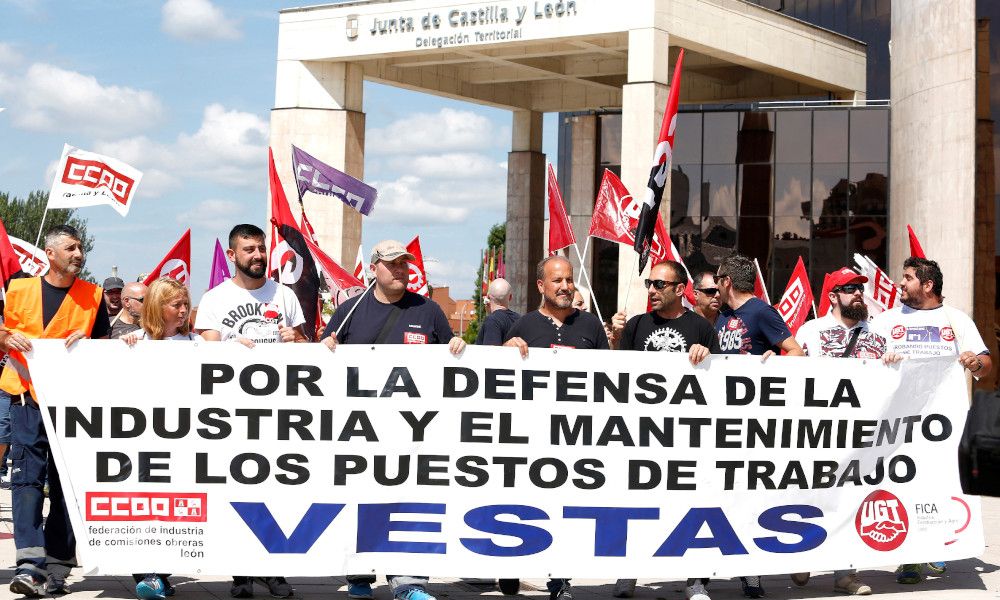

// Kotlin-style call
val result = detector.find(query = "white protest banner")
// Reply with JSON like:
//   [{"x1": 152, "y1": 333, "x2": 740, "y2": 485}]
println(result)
[
  {"x1": 27, "y1": 341, "x2": 982, "y2": 578},
  {"x1": 48, "y1": 144, "x2": 142, "y2": 217}
]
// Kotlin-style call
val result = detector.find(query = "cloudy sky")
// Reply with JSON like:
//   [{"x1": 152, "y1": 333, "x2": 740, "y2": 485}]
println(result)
[{"x1": 0, "y1": 0, "x2": 557, "y2": 303}]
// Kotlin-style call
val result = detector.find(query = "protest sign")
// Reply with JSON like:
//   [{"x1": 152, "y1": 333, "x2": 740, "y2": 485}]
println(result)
[{"x1": 28, "y1": 341, "x2": 982, "y2": 577}]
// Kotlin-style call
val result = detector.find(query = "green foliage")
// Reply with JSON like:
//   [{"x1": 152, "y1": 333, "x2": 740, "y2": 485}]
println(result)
[
  {"x1": 465, "y1": 222, "x2": 506, "y2": 342},
  {"x1": 0, "y1": 190, "x2": 97, "y2": 282}
]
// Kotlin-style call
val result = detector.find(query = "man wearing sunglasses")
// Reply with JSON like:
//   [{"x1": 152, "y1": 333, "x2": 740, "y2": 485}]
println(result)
[
  {"x1": 692, "y1": 272, "x2": 722, "y2": 327},
  {"x1": 109, "y1": 281, "x2": 147, "y2": 339}
]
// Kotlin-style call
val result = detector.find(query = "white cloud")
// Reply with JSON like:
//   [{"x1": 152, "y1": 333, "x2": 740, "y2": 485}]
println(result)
[
  {"x1": 0, "y1": 63, "x2": 162, "y2": 137},
  {"x1": 161, "y1": 0, "x2": 241, "y2": 41},
  {"x1": 371, "y1": 175, "x2": 469, "y2": 223},
  {"x1": 0, "y1": 42, "x2": 23, "y2": 68},
  {"x1": 368, "y1": 108, "x2": 506, "y2": 154},
  {"x1": 94, "y1": 103, "x2": 269, "y2": 196},
  {"x1": 178, "y1": 198, "x2": 245, "y2": 230},
  {"x1": 396, "y1": 152, "x2": 505, "y2": 180}
]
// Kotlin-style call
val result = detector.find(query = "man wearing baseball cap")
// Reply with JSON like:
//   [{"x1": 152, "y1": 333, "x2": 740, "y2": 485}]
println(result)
[
  {"x1": 102, "y1": 276, "x2": 124, "y2": 317},
  {"x1": 321, "y1": 239, "x2": 464, "y2": 600}
]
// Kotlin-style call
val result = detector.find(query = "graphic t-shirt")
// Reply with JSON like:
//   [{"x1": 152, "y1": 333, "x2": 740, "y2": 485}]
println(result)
[
  {"x1": 795, "y1": 313, "x2": 886, "y2": 359},
  {"x1": 871, "y1": 304, "x2": 989, "y2": 358},
  {"x1": 322, "y1": 290, "x2": 454, "y2": 345},
  {"x1": 194, "y1": 278, "x2": 304, "y2": 343},
  {"x1": 476, "y1": 308, "x2": 521, "y2": 346},
  {"x1": 505, "y1": 310, "x2": 610, "y2": 349},
  {"x1": 620, "y1": 310, "x2": 721, "y2": 353},
  {"x1": 715, "y1": 297, "x2": 792, "y2": 355}
]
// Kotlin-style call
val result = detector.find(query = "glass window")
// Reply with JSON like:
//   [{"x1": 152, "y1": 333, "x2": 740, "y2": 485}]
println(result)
[
  {"x1": 850, "y1": 110, "x2": 889, "y2": 164},
  {"x1": 849, "y1": 165, "x2": 888, "y2": 215},
  {"x1": 671, "y1": 164, "x2": 701, "y2": 225},
  {"x1": 737, "y1": 216, "x2": 772, "y2": 268},
  {"x1": 599, "y1": 114, "x2": 622, "y2": 167},
  {"x1": 703, "y1": 164, "x2": 738, "y2": 216},
  {"x1": 675, "y1": 113, "x2": 702, "y2": 164},
  {"x1": 811, "y1": 164, "x2": 850, "y2": 219},
  {"x1": 811, "y1": 216, "x2": 848, "y2": 280},
  {"x1": 774, "y1": 164, "x2": 811, "y2": 217},
  {"x1": 703, "y1": 112, "x2": 739, "y2": 164},
  {"x1": 737, "y1": 112, "x2": 774, "y2": 165},
  {"x1": 737, "y1": 164, "x2": 772, "y2": 217},
  {"x1": 813, "y1": 111, "x2": 848, "y2": 163},
  {"x1": 776, "y1": 111, "x2": 811, "y2": 164},
  {"x1": 701, "y1": 215, "x2": 738, "y2": 266},
  {"x1": 848, "y1": 216, "x2": 888, "y2": 266}
]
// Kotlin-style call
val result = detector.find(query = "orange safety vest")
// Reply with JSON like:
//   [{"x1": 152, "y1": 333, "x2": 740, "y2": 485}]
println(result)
[{"x1": 0, "y1": 277, "x2": 103, "y2": 397}]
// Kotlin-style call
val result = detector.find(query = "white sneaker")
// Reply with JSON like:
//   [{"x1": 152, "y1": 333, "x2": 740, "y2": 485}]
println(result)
[
  {"x1": 685, "y1": 582, "x2": 710, "y2": 600},
  {"x1": 612, "y1": 579, "x2": 636, "y2": 598}
]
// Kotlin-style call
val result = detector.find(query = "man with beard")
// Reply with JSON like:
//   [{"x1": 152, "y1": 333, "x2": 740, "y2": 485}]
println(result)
[
  {"x1": 194, "y1": 223, "x2": 304, "y2": 599},
  {"x1": 321, "y1": 239, "x2": 464, "y2": 600},
  {"x1": 109, "y1": 281, "x2": 147, "y2": 339},
  {"x1": 502, "y1": 255, "x2": 607, "y2": 600},
  {"x1": 608, "y1": 260, "x2": 717, "y2": 600},
  {"x1": 692, "y1": 271, "x2": 721, "y2": 327},
  {"x1": 871, "y1": 256, "x2": 991, "y2": 585},
  {"x1": 0, "y1": 225, "x2": 110, "y2": 596}
]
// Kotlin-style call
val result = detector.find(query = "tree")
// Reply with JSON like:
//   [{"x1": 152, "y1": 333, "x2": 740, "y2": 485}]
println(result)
[
  {"x1": 462, "y1": 223, "x2": 506, "y2": 343},
  {"x1": 0, "y1": 190, "x2": 97, "y2": 282}
]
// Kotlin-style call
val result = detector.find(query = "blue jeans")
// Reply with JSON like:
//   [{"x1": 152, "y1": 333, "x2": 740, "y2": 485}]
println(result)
[{"x1": 10, "y1": 401, "x2": 75, "y2": 580}]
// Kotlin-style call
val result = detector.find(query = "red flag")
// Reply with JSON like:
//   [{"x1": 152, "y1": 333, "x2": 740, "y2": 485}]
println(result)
[
  {"x1": 498, "y1": 246, "x2": 506, "y2": 279},
  {"x1": 907, "y1": 224, "x2": 926, "y2": 259},
  {"x1": 634, "y1": 49, "x2": 684, "y2": 273},
  {"x1": 547, "y1": 163, "x2": 575, "y2": 254},
  {"x1": 0, "y1": 217, "x2": 25, "y2": 289},
  {"x1": 853, "y1": 253, "x2": 899, "y2": 316},
  {"x1": 816, "y1": 273, "x2": 835, "y2": 317},
  {"x1": 406, "y1": 236, "x2": 430, "y2": 297},
  {"x1": 480, "y1": 250, "x2": 488, "y2": 298},
  {"x1": 590, "y1": 169, "x2": 637, "y2": 245},
  {"x1": 143, "y1": 229, "x2": 190, "y2": 286},
  {"x1": 652, "y1": 221, "x2": 696, "y2": 308},
  {"x1": 752, "y1": 258, "x2": 770, "y2": 304},
  {"x1": 774, "y1": 257, "x2": 814, "y2": 336},
  {"x1": 268, "y1": 148, "x2": 322, "y2": 339},
  {"x1": 353, "y1": 243, "x2": 368, "y2": 286},
  {"x1": 301, "y1": 234, "x2": 365, "y2": 308},
  {"x1": 300, "y1": 207, "x2": 319, "y2": 247}
]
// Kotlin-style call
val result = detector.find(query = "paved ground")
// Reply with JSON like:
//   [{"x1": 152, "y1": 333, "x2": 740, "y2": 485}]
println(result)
[{"x1": 0, "y1": 492, "x2": 997, "y2": 600}]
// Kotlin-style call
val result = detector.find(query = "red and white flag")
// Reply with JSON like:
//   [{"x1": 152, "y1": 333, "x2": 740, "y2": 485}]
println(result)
[
  {"x1": 816, "y1": 272, "x2": 835, "y2": 317},
  {"x1": 547, "y1": 164, "x2": 575, "y2": 255},
  {"x1": 854, "y1": 253, "x2": 899, "y2": 316},
  {"x1": 48, "y1": 144, "x2": 142, "y2": 217},
  {"x1": 406, "y1": 236, "x2": 430, "y2": 297},
  {"x1": 753, "y1": 258, "x2": 770, "y2": 304},
  {"x1": 143, "y1": 229, "x2": 190, "y2": 286},
  {"x1": 302, "y1": 235, "x2": 365, "y2": 308},
  {"x1": 8, "y1": 236, "x2": 47, "y2": 279},
  {"x1": 907, "y1": 224, "x2": 926, "y2": 259},
  {"x1": 774, "y1": 257, "x2": 814, "y2": 336},
  {"x1": 353, "y1": 243, "x2": 369, "y2": 286}
]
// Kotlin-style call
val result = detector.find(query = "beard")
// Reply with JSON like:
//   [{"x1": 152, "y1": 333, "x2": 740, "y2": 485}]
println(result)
[
  {"x1": 545, "y1": 290, "x2": 573, "y2": 310},
  {"x1": 840, "y1": 298, "x2": 869, "y2": 322},
  {"x1": 236, "y1": 256, "x2": 266, "y2": 279}
]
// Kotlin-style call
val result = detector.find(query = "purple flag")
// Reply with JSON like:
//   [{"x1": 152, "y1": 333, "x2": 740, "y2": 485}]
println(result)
[
  {"x1": 208, "y1": 238, "x2": 231, "y2": 290},
  {"x1": 291, "y1": 145, "x2": 378, "y2": 216}
]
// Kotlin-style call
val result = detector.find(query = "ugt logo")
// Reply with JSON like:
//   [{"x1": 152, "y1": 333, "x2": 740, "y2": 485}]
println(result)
[{"x1": 855, "y1": 489, "x2": 908, "y2": 551}]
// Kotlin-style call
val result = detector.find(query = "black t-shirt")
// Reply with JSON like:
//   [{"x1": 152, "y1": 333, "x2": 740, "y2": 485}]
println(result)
[
  {"x1": 476, "y1": 308, "x2": 520, "y2": 346},
  {"x1": 41, "y1": 279, "x2": 111, "y2": 338},
  {"x1": 321, "y1": 290, "x2": 454, "y2": 345},
  {"x1": 620, "y1": 309, "x2": 721, "y2": 353},
  {"x1": 505, "y1": 309, "x2": 610, "y2": 349}
]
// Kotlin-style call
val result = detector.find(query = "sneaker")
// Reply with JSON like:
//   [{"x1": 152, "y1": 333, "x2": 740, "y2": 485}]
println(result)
[
  {"x1": 684, "y1": 581, "x2": 711, "y2": 600},
  {"x1": 498, "y1": 579, "x2": 520, "y2": 595},
  {"x1": 739, "y1": 576, "x2": 764, "y2": 599},
  {"x1": 163, "y1": 577, "x2": 176, "y2": 597},
  {"x1": 255, "y1": 577, "x2": 294, "y2": 598},
  {"x1": 9, "y1": 573, "x2": 44, "y2": 597},
  {"x1": 45, "y1": 574, "x2": 70, "y2": 596},
  {"x1": 395, "y1": 588, "x2": 436, "y2": 600},
  {"x1": 926, "y1": 561, "x2": 947, "y2": 574},
  {"x1": 231, "y1": 578, "x2": 254, "y2": 598},
  {"x1": 790, "y1": 573, "x2": 810, "y2": 586},
  {"x1": 612, "y1": 579, "x2": 636, "y2": 598},
  {"x1": 833, "y1": 573, "x2": 871, "y2": 595},
  {"x1": 136, "y1": 575, "x2": 167, "y2": 600},
  {"x1": 896, "y1": 564, "x2": 922, "y2": 584},
  {"x1": 348, "y1": 583, "x2": 374, "y2": 600},
  {"x1": 550, "y1": 583, "x2": 572, "y2": 600}
]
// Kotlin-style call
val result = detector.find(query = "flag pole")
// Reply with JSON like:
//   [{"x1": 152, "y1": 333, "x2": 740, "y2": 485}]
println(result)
[
  {"x1": 623, "y1": 252, "x2": 640, "y2": 312},
  {"x1": 333, "y1": 281, "x2": 376, "y2": 339},
  {"x1": 571, "y1": 241, "x2": 603, "y2": 323},
  {"x1": 33, "y1": 209, "x2": 49, "y2": 248},
  {"x1": 575, "y1": 236, "x2": 591, "y2": 286}
]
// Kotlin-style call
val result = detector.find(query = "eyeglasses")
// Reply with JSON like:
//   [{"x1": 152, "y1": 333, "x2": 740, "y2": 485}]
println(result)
[
  {"x1": 834, "y1": 284, "x2": 864, "y2": 295},
  {"x1": 645, "y1": 279, "x2": 684, "y2": 290},
  {"x1": 125, "y1": 297, "x2": 144, "y2": 303},
  {"x1": 713, "y1": 273, "x2": 729, "y2": 284},
  {"x1": 696, "y1": 287, "x2": 720, "y2": 296}
]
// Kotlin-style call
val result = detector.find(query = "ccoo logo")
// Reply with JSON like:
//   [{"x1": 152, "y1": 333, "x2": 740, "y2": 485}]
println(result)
[
  {"x1": 856, "y1": 489, "x2": 908, "y2": 551},
  {"x1": 162, "y1": 259, "x2": 189, "y2": 285}
]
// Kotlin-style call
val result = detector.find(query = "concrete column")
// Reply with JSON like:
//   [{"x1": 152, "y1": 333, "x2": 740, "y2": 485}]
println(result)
[
  {"x1": 506, "y1": 110, "x2": 545, "y2": 313},
  {"x1": 889, "y1": 1, "x2": 975, "y2": 314},
  {"x1": 618, "y1": 27, "x2": 670, "y2": 316},
  {"x1": 566, "y1": 114, "x2": 598, "y2": 287},
  {"x1": 270, "y1": 60, "x2": 364, "y2": 266},
  {"x1": 974, "y1": 20, "x2": 997, "y2": 389}
]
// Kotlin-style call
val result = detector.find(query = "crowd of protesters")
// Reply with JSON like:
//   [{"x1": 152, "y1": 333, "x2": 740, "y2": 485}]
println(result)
[{"x1": 0, "y1": 223, "x2": 989, "y2": 600}]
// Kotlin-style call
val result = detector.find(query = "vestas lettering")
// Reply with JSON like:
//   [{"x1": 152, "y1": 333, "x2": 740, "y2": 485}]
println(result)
[
  {"x1": 62, "y1": 157, "x2": 135, "y2": 205},
  {"x1": 231, "y1": 502, "x2": 826, "y2": 556}
]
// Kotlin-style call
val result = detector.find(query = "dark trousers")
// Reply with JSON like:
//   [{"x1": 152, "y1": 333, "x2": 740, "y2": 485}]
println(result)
[{"x1": 10, "y1": 401, "x2": 75, "y2": 579}]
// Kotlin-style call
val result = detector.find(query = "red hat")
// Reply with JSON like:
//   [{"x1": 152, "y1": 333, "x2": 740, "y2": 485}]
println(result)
[{"x1": 827, "y1": 267, "x2": 868, "y2": 290}]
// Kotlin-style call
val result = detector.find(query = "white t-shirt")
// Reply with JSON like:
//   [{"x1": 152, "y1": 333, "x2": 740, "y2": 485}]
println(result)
[
  {"x1": 795, "y1": 313, "x2": 886, "y2": 359},
  {"x1": 194, "y1": 278, "x2": 304, "y2": 343},
  {"x1": 135, "y1": 330, "x2": 204, "y2": 342},
  {"x1": 871, "y1": 304, "x2": 988, "y2": 358}
]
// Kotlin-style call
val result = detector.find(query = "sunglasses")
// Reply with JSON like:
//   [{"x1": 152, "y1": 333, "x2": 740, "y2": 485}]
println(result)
[
  {"x1": 713, "y1": 273, "x2": 729, "y2": 284},
  {"x1": 125, "y1": 296, "x2": 144, "y2": 303},
  {"x1": 834, "y1": 283, "x2": 864, "y2": 294},
  {"x1": 697, "y1": 287, "x2": 720, "y2": 296},
  {"x1": 645, "y1": 279, "x2": 684, "y2": 290}
]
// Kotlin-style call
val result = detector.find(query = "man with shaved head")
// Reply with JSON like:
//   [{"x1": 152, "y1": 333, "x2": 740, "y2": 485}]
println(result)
[
  {"x1": 109, "y1": 281, "x2": 148, "y2": 339},
  {"x1": 475, "y1": 277, "x2": 519, "y2": 346}
]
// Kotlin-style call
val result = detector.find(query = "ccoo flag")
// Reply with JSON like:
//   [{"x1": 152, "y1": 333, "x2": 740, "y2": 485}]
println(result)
[
  {"x1": 774, "y1": 257, "x2": 814, "y2": 336},
  {"x1": 406, "y1": 237, "x2": 430, "y2": 297},
  {"x1": 48, "y1": 144, "x2": 143, "y2": 217},
  {"x1": 547, "y1": 164, "x2": 575, "y2": 254},
  {"x1": 143, "y1": 230, "x2": 191, "y2": 286},
  {"x1": 634, "y1": 49, "x2": 684, "y2": 273}
]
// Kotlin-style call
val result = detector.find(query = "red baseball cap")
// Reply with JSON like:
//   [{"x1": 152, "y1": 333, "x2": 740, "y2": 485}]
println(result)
[{"x1": 827, "y1": 267, "x2": 868, "y2": 289}]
